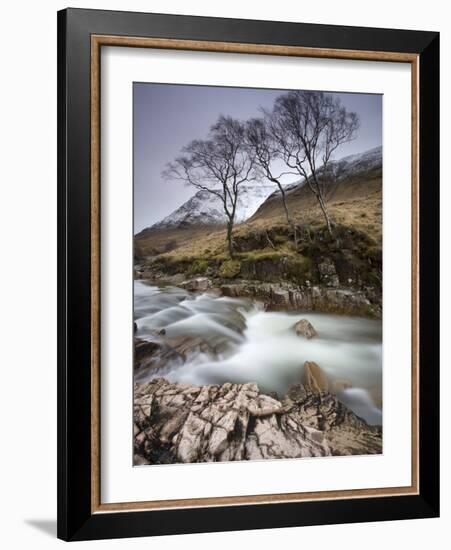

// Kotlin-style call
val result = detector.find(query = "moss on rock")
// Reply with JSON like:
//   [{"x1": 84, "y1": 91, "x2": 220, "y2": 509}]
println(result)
[{"x1": 219, "y1": 259, "x2": 241, "y2": 279}]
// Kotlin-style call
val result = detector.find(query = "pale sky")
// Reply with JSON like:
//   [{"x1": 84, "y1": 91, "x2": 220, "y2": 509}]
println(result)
[{"x1": 134, "y1": 83, "x2": 382, "y2": 233}]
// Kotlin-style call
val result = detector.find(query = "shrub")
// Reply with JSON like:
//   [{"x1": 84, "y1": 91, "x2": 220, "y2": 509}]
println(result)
[
  {"x1": 187, "y1": 258, "x2": 209, "y2": 276},
  {"x1": 287, "y1": 255, "x2": 313, "y2": 282},
  {"x1": 218, "y1": 259, "x2": 241, "y2": 278}
]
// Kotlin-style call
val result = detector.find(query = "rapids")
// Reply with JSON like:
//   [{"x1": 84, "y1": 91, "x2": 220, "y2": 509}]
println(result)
[{"x1": 134, "y1": 280, "x2": 382, "y2": 425}]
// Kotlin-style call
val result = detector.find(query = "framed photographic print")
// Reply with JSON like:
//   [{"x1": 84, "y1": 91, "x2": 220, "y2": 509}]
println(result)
[{"x1": 57, "y1": 8, "x2": 439, "y2": 541}]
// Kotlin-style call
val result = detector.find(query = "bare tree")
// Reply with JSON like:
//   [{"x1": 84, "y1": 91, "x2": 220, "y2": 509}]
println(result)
[
  {"x1": 163, "y1": 116, "x2": 254, "y2": 258},
  {"x1": 269, "y1": 91, "x2": 360, "y2": 237},
  {"x1": 246, "y1": 117, "x2": 299, "y2": 245}
]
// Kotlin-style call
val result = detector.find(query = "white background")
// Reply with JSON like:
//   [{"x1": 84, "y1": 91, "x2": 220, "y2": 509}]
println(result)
[
  {"x1": 0, "y1": 0, "x2": 448, "y2": 548},
  {"x1": 102, "y1": 48, "x2": 412, "y2": 503}
]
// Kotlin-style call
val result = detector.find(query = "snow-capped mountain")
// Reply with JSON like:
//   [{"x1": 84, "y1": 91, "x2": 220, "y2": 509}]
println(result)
[
  {"x1": 324, "y1": 146, "x2": 382, "y2": 181},
  {"x1": 147, "y1": 147, "x2": 382, "y2": 231},
  {"x1": 269, "y1": 146, "x2": 382, "y2": 199},
  {"x1": 150, "y1": 183, "x2": 278, "y2": 229}
]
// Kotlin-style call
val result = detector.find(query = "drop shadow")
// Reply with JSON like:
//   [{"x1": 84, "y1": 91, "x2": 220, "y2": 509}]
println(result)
[{"x1": 25, "y1": 519, "x2": 57, "y2": 538}]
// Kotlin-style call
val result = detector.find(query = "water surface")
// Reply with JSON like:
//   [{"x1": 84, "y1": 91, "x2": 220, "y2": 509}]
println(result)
[{"x1": 134, "y1": 280, "x2": 382, "y2": 425}]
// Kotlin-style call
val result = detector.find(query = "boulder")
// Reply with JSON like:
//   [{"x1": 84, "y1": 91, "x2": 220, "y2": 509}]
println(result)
[
  {"x1": 293, "y1": 319, "x2": 317, "y2": 339},
  {"x1": 181, "y1": 277, "x2": 210, "y2": 292},
  {"x1": 303, "y1": 361, "x2": 329, "y2": 393}
]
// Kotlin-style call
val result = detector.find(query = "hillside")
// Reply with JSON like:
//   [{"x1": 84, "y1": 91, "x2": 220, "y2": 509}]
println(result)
[
  {"x1": 249, "y1": 148, "x2": 382, "y2": 243},
  {"x1": 135, "y1": 146, "x2": 382, "y2": 259},
  {"x1": 134, "y1": 148, "x2": 382, "y2": 318}
]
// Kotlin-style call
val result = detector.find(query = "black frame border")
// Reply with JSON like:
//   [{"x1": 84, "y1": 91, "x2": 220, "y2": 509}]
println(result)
[{"x1": 57, "y1": 8, "x2": 439, "y2": 541}]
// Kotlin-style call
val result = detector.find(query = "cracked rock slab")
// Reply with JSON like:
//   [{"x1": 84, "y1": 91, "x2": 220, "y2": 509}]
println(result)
[{"x1": 134, "y1": 378, "x2": 382, "y2": 465}]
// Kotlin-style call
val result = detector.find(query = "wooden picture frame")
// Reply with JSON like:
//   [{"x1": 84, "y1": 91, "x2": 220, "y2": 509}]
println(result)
[{"x1": 57, "y1": 8, "x2": 439, "y2": 541}]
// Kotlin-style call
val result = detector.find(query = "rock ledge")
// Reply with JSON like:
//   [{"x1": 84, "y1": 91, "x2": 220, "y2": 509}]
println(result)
[{"x1": 134, "y1": 378, "x2": 382, "y2": 465}]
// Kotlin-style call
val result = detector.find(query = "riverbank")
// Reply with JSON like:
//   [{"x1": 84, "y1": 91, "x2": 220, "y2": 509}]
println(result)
[
  {"x1": 134, "y1": 375, "x2": 382, "y2": 465},
  {"x1": 135, "y1": 222, "x2": 382, "y2": 319},
  {"x1": 137, "y1": 271, "x2": 380, "y2": 318},
  {"x1": 134, "y1": 279, "x2": 382, "y2": 413},
  {"x1": 133, "y1": 280, "x2": 382, "y2": 463}
]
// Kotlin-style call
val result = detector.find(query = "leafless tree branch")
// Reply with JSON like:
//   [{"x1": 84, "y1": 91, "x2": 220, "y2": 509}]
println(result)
[{"x1": 163, "y1": 115, "x2": 255, "y2": 257}]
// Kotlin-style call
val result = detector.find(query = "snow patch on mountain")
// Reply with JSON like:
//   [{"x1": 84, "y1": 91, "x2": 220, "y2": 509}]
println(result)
[
  {"x1": 325, "y1": 146, "x2": 382, "y2": 180},
  {"x1": 150, "y1": 183, "x2": 278, "y2": 229},
  {"x1": 147, "y1": 147, "x2": 382, "y2": 230},
  {"x1": 271, "y1": 146, "x2": 382, "y2": 200}
]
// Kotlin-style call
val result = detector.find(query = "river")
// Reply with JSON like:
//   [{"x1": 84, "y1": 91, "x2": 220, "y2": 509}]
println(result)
[{"x1": 134, "y1": 280, "x2": 383, "y2": 425}]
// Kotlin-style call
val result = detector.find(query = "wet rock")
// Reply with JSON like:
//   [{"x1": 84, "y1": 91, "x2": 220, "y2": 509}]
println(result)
[
  {"x1": 133, "y1": 378, "x2": 382, "y2": 464},
  {"x1": 218, "y1": 281, "x2": 379, "y2": 318},
  {"x1": 293, "y1": 319, "x2": 317, "y2": 339},
  {"x1": 223, "y1": 309, "x2": 247, "y2": 333},
  {"x1": 165, "y1": 335, "x2": 217, "y2": 358},
  {"x1": 180, "y1": 277, "x2": 210, "y2": 291},
  {"x1": 134, "y1": 338, "x2": 164, "y2": 370},
  {"x1": 303, "y1": 361, "x2": 329, "y2": 393},
  {"x1": 220, "y1": 283, "x2": 247, "y2": 298},
  {"x1": 270, "y1": 287, "x2": 290, "y2": 308},
  {"x1": 134, "y1": 337, "x2": 186, "y2": 377},
  {"x1": 289, "y1": 289, "x2": 313, "y2": 310},
  {"x1": 169, "y1": 273, "x2": 190, "y2": 285},
  {"x1": 310, "y1": 287, "x2": 376, "y2": 317}
]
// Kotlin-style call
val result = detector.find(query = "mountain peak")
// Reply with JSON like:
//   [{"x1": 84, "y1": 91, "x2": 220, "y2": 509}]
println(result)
[
  {"x1": 142, "y1": 147, "x2": 382, "y2": 232},
  {"x1": 149, "y1": 182, "x2": 278, "y2": 230}
]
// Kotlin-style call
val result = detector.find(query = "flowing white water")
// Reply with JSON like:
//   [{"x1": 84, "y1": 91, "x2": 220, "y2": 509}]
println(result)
[{"x1": 134, "y1": 280, "x2": 382, "y2": 425}]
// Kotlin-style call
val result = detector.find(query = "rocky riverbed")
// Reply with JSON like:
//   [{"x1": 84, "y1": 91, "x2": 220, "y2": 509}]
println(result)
[
  {"x1": 134, "y1": 372, "x2": 382, "y2": 465},
  {"x1": 135, "y1": 269, "x2": 381, "y2": 318},
  {"x1": 133, "y1": 279, "x2": 383, "y2": 463}
]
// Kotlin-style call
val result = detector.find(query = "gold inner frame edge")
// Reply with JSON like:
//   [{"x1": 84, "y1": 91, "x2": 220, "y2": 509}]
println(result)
[{"x1": 90, "y1": 35, "x2": 420, "y2": 514}]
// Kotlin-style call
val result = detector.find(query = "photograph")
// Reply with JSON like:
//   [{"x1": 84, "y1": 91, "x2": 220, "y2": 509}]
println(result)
[
  {"x1": 133, "y1": 83, "x2": 383, "y2": 465},
  {"x1": 53, "y1": 5, "x2": 440, "y2": 542}
]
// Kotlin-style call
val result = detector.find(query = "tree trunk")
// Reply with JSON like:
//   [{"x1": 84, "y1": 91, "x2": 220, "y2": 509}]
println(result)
[
  {"x1": 317, "y1": 195, "x2": 334, "y2": 238},
  {"x1": 279, "y1": 186, "x2": 298, "y2": 247},
  {"x1": 226, "y1": 220, "x2": 235, "y2": 258},
  {"x1": 307, "y1": 172, "x2": 334, "y2": 239}
]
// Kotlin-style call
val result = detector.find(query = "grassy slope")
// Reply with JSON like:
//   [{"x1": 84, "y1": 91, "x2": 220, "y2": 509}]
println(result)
[
  {"x1": 135, "y1": 167, "x2": 382, "y2": 262},
  {"x1": 134, "y1": 224, "x2": 224, "y2": 259},
  {"x1": 249, "y1": 167, "x2": 382, "y2": 242}
]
